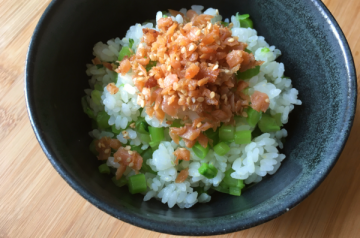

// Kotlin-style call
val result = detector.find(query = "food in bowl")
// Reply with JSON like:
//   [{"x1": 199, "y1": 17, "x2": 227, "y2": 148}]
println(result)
[{"x1": 82, "y1": 5, "x2": 302, "y2": 209}]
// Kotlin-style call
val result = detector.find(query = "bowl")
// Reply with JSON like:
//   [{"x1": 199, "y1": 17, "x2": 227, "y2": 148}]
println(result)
[{"x1": 25, "y1": 0, "x2": 357, "y2": 235}]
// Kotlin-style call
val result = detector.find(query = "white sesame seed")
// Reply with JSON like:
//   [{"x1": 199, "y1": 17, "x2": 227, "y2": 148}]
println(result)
[
  {"x1": 210, "y1": 92, "x2": 215, "y2": 99},
  {"x1": 129, "y1": 162, "x2": 134, "y2": 167},
  {"x1": 228, "y1": 38, "x2": 235, "y2": 42},
  {"x1": 191, "y1": 97, "x2": 196, "y2": 103},
  {"x1": 138, "y1": 71, "x2": 143, "y2": 76},
  {"x1": 181, "y1": 47, "x2": 186, "y2": 53},
  {"x1": 197, "y1": 97, "x2": 204, "y2": 102},
  {"x1": 195, "y1": 30, "x2": 201, "y2": 36},
  {"x1": 196, "y1": 122, "x2": 202, "y2": 128},
  {"x1": 167, "y1": 65, "x2": 171, "y2": 71},
  {"x1": 189, "y1": 44, "x2": 195, "y2": 51},
  {"x1": 213, "y1": 64, "x2": 219, "y2": 70},
  {"x1": 129, "y1": 123, "x2": 135, "y2": 128},
  {"x1": 265, "y1": 99, "x2": 270, "y2": 103}
]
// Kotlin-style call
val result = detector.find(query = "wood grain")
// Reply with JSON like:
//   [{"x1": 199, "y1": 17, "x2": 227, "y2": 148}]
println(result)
[{"x1": 0, "y1": 0, "x2": 359, "y2": 237}]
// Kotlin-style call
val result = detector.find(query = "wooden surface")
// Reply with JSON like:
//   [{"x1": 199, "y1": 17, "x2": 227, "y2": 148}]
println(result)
[{"x1": 0, "y1": 0, "x2": 359, "y2": 237}]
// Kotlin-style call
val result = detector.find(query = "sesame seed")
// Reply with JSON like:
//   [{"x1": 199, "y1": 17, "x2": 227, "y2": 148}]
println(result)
[
  {"x1": 128, "y1": 151, "x2": 133, "y2": 155},
  {"x1": 125, "y1": 145, "x2": 131, "y2": 150},
  {"x1": 126, "y1": 157, "x2": 131, "y2": 162},
  {"x1": 189, "y1": 44, "x2": 195, "y2": 51},
  {"x1": 137, "y1": 77, "x2": 145, "y2": 81},
  {"x1": 138, "y1": 71, "x2": 143, "y2": 76},
  {"x1": 191, "y1": 97, "x2": 196, "y2": 103},
  {"x1": 242, "y1": 111, "x2": 248, "y2": 117},
  {"x1": 181, "y1": 47, "x2": 186, "y2": 53},
  {"x1": 104, "y1": 149, "x2": 110, "y2": 153},
  {"x1": 129, "y1": 162, "x2": 134, "y2": 167},
  {"x1": 197, "y1": 97, "x2": 204, "y2": 102},
  {"x1": 129, "y1": 123, "x2": 135, "y2": 128},
  {"x1": 195, "y1": 30, "x2": 201, "y2": 36},
  {"x1": 210, "y1": 92, "x2": 215, "y2": 98},
  {"x1": 118, "y1": 157, "x2": 122, "y2": 161},
  {"x1": 228, "y1": 38, "x2": 235, "y2": 42},
  {"x1": 215, "y1": 9, "x2": 219, "y2": 15},
  {"x1": 265, "y1": 99, "x2": 270, "y2": 103},
  {"x1": 196, "y1": 122, "x2": 202, "y2": 128},
  {"x1": 167, "y1": 65, "x2": 171, "y2": 71},
  {"x1": 213, "y1": 64, "x2": 219, "y2": 70}
]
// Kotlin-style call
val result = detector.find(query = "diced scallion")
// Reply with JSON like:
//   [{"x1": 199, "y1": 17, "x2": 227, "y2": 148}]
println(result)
[
  {"x1": 193, "y1": 142, "x2": 210, "y2": 159},
  {"x1": 81, "y1": 96, "x2": 95, "y2": 119},
  {"x1": 89, "y1": 139, "x2": 97, "y2": 155},
  {"x1": 131, "y1": 145, "x2": 143, "y2": 154},
  {"x1": 139, "y1": 133, "x2": 151, "y2": 143},
  {"x1": 261, "y1": 47, "x2": 270, "y2": 53},
  {"x1": 204, "y1": 128, "x2": 219, "y2": 146},
  {"x1": 96, "y1": 111, "x2": 110, "y2": 129},
  {"x1": 236, "y1": 13, "x2": 253, "y2": 28},
  {"x1": 246, "y1": 107, "x2": 262, "y2": 127},
  {"x1": 135, "y1": 118, "x2": 149, "y2": 134},
  {"x1": 234, "y1": 130, "x2": 252, "y2": 144},
  {"x1": 214, "y1": 142, "x2": 230, "y2": 156},
  {"x1": 258, "y1": 114, "x2": 281, "y2": 133},
  {"x1": 111, "y1": 124, "x2": 121, "y2": 135},
  {"x1": 91, "y1": 89, "x2": 102, "y2": 106},
  {"x1": 146, "y1": 61, "x2": 157, "y2": 71},
  {"x1": 118, "y1": 46, "x2": 133, "y2": 61},
  {"x1": 236, "y1": 66, "x2": 260, "y2": 80},
  {"x1": 148, "y1": 126, "x2": 164, "y2": 142},
  {"x1": 112, "y1": 176, "x2": 127, "y2": 187},
  {"x1": 128, "y1": 174, "x2": 147, "y2": 194},
  {"x1": 219, "y1": 125, "x2": 235, "y2": 142},
  {"x1": 98, "y1": 164, "x2": 110, "y2": 174},
  {"x1": 198, "y1": 163, "x2": 218, "y2": 179}
]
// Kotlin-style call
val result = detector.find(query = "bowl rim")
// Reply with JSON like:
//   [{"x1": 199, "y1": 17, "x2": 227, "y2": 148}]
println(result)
[{"x1": 25, "y1": 0, "x2": 357, "y2": 235}]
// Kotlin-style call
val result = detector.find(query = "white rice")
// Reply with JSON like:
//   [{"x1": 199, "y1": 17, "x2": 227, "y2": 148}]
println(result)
[{"x1": 84, "y1": 6, "x2": 302, "y2": 209}]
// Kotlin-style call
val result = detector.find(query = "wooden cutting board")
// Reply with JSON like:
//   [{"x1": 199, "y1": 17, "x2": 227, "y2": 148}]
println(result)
[{"x1": 0, "y1": 0, "x2": 359, "y2": 237}]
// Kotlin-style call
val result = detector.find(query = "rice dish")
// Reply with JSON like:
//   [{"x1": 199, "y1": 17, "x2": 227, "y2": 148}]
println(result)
[{"x1": 82, "y1": 5, "x2": 302, "y2": 209}]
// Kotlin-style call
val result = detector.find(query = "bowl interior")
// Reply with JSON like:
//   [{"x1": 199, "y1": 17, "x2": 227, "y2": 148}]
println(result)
[{"x1": 26, "y1": 0, "x2": 356, "y2": 235}]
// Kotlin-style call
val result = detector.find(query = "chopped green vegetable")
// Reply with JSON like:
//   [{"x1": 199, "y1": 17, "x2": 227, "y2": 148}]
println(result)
[
  {"x1": 171, "y1": 119, "x2": 182, "y2": 128},
  {"x1": 128, "y1": 38, "x2": 134, "y2": 48},
  {"x1": 244, "y1": 48, "x2": 252, "y2": 54},
  {"x1": 234, "y1": 130, "x2": 252, "y2": 144},
  {"x1": 261, "y1": 47, "x2": 270, "y2": 53},
  {"x1": 236, "y1": 13, "x2": 253, "y2": 28},
  {"x1": 139, "y1": 133, "x2": 151, "y2": 143},
  {"x1": 163, "y1": 14, "x2": 168, "y2": 18},
  {"x1": 274, "y1": 113, "x2": 283, "y2": 127},
  {"x1": 89, "y1": 139, "x2": 97, "y2": 155},
  {"x1": 229, "y1": 186, "x2": 242, "y2": 196},
  {"x1": 236, "y1": 66, "x2": 260, "y2": 80},
  {"x1": 193, "y1": 142, "x2": 210, "y2": 159},
  {"x1": 198, "y1": 163, "x2": 218, "y2": 179},
  {"x1": 111, "y1": 124, "x2": 121, "y2": 135},
  {"x1": 146, "y1": 61, "x2": 157, "y2": 71},
  {"x1": 131, "y1": 145, "x2": 143, "y2": 154},
  {"x1": 91, "y1": 89, "x2": 102, "y2": 106},
  {"x1": 204, "y1": 128, "x2": 219, "y2": 146},
  {"x1": 135, "y1": 118, "x2": 149, "y2": 134},
  {"x1": 94, "y1": 83, "x2": 103, "y2": 91},
  {"x1": 118, "y1": 46, "x2": 133, "y2": 61},
  {"x1": 221, "y1": 21, "x2": 229, "y2": 27},
  {"x1": 96, "y1": 64, "x2": 103, "y2": 69},
  {"x1": 81, "y1": 96, "x2": 95, "y2": 119},
  {"x1": 96, "y1": 111, "x2": 111, "y2": 129},
  {"x1": 149, "y1": 141, "x2": 160, "y2": 152},
  {"x1": 98, "y1": 164, "x2": 110, "y2": 174},
  {"x1": 112, "y1": 176, "x2": 127, "y2": 187},
  {"x1": 140, "y1": 149, "x2": 156, "y2": 174},
  {"x1": 223, "y1": 168, "x2": 245, "y2": 189},
  {"x1": 246, "y1": 107, "x2": 262, "y2": 127},
  {"x1": 128, "y1": 174, "x2": 147, "y2": 194},
  {"x1": 219, "y1": 125, "x2": 235, "y2": 142},
  {"x1": 258, "y1": 114, "x2": 281, "y2": 133},
  {"x1": 162, "y1": 11, "x2": 168, "y2": 15},
  {"x1": 214, "y1": 142, "x2": 230, "y2": 156},
  {"x1": 148, "y1": 126, "x2": 164, "y2": 142}
]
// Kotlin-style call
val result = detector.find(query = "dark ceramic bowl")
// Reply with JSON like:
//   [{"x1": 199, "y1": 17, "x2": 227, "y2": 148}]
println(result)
[{"x1": 25, "y1": 0, "x2": 357, "y2": 235}]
